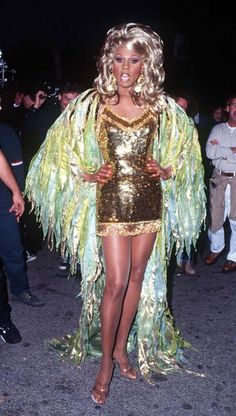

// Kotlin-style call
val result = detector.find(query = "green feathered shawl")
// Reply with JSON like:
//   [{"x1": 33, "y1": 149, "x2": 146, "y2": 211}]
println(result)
[{"x1": 25, "y1": 89, "x2": 206, "y2": 379}]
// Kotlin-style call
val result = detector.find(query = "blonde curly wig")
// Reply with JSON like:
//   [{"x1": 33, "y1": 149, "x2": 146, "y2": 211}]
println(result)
[{"x1": 94, "y1": 23, "x2": 167, "y2": 113}]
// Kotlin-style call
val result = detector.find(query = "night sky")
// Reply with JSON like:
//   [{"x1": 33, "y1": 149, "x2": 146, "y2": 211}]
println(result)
[{"x1": 1, "y1": 0, "x2": 235, "y2": 110}]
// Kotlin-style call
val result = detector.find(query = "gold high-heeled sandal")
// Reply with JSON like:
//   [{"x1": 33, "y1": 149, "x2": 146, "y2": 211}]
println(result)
[
  {"x1": 91, "y1": 382, "x2": 109, "y2": 405},
  {"x1": 115, "y1": 361, "x2": 138, "y2": 380},
  {"x1": 91, "y1": 363, "x2": 114, "y2": 405}
]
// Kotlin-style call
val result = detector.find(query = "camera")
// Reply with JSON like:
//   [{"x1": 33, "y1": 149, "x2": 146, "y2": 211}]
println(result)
[{"x1": 39, "y1": 83, "x2": 60, "y2": 104}]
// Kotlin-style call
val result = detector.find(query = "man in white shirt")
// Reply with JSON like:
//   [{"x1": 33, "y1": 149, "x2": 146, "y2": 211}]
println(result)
[{"x1": 204, "y1": 96, "x2": 236, "y2": 272}]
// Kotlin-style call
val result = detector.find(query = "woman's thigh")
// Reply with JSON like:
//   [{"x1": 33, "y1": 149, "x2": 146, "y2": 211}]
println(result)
[
  {"x1": 102, "y1": 236, "x2": 131, "y2": 284},
  {"x1": 131, "y1": 233, "x2": 157, "y2": 275}
]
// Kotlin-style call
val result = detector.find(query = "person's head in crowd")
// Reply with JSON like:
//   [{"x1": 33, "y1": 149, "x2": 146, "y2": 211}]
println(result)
[
  {"x1": 20, "y1": 81, "x2": 48, "y2": 110},
  {"x1": 225, "y1": 95, "x2": 236, "y2": 126},
  {"x1": 173, "y1": 92, "x2": 191, "y2": 113},
  {"x1": 210, "y1": 105, "x2": 228, "y2": 124},
  {"x1": 57, "y1": 82, "x2": 81, "y2": 112},
  {"x1": 212, "y1": 106, "x2": 224, "y2": 123}
]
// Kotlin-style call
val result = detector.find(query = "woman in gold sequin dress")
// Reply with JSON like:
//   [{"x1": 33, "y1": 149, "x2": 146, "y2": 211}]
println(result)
[
  {"x1": 25, "y1": 23, "x2": 206, "y2": 405},
  {"x1": 81, "y1": 24, "x2": 173, "y2": 404}
]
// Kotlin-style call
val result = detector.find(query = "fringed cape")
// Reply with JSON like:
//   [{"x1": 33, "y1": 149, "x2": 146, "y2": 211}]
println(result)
[{"x1": 25, "y1": 89, "x2": 206, "y2": 380}]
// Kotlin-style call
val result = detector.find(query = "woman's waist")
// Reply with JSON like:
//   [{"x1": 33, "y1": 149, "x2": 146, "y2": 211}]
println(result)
[{"x1": 98, "y1": 176, "x2": 161, "y2": 197}]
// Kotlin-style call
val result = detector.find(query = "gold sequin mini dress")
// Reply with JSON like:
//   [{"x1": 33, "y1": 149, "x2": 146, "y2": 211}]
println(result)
[{"x1": 96, "y1": 105, "x2": 162, "y2": 236}]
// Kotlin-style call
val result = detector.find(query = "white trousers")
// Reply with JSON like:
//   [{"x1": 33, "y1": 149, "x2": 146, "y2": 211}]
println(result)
[{"x1": 208, "y1": 184, "x2": 236, "y2": 262}]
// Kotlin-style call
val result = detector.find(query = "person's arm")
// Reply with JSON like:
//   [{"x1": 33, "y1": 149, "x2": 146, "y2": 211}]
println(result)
[
  {"x1": 32, "y1": 90, "x2": 47, "y2": 110},
  {"x1": 0, "y1": 150, "x2": 25, "y2": 218},
  {"x1": 206, "y1": 125, "x2": 232, "y2": 160},
  {"x1": 146, "y1": 158, "x2": 173, "y2": 180}
]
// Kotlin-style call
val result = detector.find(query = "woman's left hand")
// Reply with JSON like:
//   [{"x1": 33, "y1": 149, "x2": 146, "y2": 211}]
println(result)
[{"x1": 146, "y1": 159, "x2": 172, "y2": 180}]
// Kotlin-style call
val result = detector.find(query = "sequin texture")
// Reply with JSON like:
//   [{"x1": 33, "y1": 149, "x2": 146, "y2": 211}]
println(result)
[{"x1": 96, "y1": 105, "x2": 162, "y2": 236}]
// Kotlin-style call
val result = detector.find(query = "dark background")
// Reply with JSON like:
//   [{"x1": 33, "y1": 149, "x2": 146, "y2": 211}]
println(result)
[{"x1": 1, "y1": 0, "x2": 235, "y2": 112}]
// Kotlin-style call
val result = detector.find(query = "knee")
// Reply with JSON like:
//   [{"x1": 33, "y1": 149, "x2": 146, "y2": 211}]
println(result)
[
  {"x1": 104, "y1": 278, "x2": 127, "y2": 300},
  {"x1": 129, "y1": 265, "x2": 145, "y2": 285}
]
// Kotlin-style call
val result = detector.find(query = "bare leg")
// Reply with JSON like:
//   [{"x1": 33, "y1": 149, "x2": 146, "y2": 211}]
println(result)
[
  {"x1": 92, "y1": 236, "x2": 131, "y2": 404},
  {"x1": 113, "y1": 233, "x2": 157, "y2": 373}
]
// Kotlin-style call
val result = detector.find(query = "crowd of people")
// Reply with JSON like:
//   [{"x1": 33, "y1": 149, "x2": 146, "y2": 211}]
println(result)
[
  {"x1": 0, "y1": 22, "x2": 235, "y2": 405},
  {"x1": 0, "y1": 81, "x2": 82, "y2": 337}
]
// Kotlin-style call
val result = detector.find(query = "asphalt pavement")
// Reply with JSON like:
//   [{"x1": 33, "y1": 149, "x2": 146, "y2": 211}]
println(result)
[{"x1": 0, "y1": 239, "x2": 235, "y2": 416}]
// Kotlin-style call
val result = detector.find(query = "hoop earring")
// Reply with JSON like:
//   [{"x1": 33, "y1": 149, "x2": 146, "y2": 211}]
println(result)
[
  {"x1": 134, "y1": 74, "x2": 144, "y2": 93},
  {"x1": 107, "y1": 73, "x2": 117, "y2": 93}
]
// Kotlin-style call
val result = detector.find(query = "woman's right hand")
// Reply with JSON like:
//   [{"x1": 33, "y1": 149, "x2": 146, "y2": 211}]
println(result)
[{"x1": 82, "y1": 164, "x2": 113, "y2": 184}]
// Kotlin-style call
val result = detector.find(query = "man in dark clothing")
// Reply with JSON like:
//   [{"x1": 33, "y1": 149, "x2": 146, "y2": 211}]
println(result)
[
  {"x1": 0, "y1": 122, "x2": 43, "y2": 308},
  {"x1": 0, "y1": 149, "x2": 24, "y2": 343},
  {"x1": 5, "y1": 82, "x2": 51, "y2": 261}
]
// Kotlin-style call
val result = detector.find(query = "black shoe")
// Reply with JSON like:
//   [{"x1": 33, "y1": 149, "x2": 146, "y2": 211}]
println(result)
[
  {"x1": 0, "y1": 321, "x2": 22, "y2": 344},
  {"x1": 12, "y1": 290, "x2": 44, "y2": 307},
  {"x1": 59, "y1": 256, "x2": 69, "y2": 271}
]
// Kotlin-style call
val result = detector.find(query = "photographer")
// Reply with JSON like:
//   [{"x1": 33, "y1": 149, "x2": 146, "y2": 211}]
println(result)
[{"x1": 14, "y1": 83, "x2": 50, "y2": 171}]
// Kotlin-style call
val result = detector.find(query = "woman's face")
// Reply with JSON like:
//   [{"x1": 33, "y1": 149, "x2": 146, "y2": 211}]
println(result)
[{"x1": 112, "y1": 44, "x2": 143, "y2": 91}]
